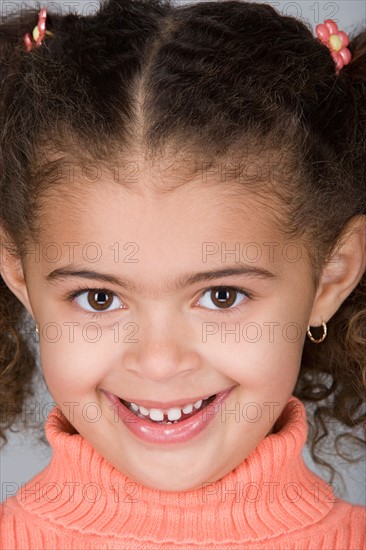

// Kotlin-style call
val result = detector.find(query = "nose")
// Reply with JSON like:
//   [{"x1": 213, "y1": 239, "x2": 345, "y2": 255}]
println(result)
[{"x1": 123, "y1": 314, "x2": 198, "y2": 381}]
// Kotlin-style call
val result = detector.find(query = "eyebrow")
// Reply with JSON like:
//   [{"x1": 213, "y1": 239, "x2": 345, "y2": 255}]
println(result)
[{"x1": 45, "y1": 264, "x2": 276, "y2": 292}]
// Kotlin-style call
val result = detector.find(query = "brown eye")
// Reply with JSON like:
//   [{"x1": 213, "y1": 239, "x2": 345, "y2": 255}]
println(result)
[
  {"x1": 210, "y1": 287, "x2": 237, "y2": 308},
  {"x1": 87, "y1": 290, "x2": 114, "y2": 311},
  {"x1": 197, "y1": 286, "x2": 250, "y2": 312},
  {"x1": 67, "y1": 287, "x2": 124, "y2": 316}
]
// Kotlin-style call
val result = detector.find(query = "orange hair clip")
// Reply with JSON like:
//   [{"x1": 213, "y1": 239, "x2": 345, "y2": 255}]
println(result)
[{"x1": 23, "y1": 7, "x2": 54, "y2": 52}]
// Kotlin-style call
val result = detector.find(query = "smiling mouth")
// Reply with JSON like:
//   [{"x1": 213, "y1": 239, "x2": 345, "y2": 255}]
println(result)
[{"x1": 118, "y1": 394, "x2": 217, "y2": 424}]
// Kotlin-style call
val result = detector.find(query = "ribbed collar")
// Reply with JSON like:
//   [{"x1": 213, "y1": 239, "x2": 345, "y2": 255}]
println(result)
[{"x1": 15, "y1": 396, "x2": 335, "y2": 545}]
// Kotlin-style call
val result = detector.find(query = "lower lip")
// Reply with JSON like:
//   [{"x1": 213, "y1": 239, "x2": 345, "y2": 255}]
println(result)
[{"x1": 102, "y1": 387, "x2": 235, "y2": 445}]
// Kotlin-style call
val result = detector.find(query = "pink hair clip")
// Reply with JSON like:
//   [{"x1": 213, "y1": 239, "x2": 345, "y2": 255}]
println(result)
[
  {"x1": 23, "y1": 7, "x2": 54, "y2": 52},
  {"x1": 316, "y1": 19, "x2": 352, "y2": 75}
]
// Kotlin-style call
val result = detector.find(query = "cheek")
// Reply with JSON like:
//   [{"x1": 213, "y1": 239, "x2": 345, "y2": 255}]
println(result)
[
  {"x1": 203, "y1": 319, "x2": 303, "y2": 382},
  {"x1": 39, "y1": 332, "x2": 111, "y2": 399}
]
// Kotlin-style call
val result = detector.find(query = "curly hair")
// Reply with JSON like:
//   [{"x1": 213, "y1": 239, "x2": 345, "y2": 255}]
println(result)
[{"x1": 0, "y1": 0, "x2": 365, "y2": 486}]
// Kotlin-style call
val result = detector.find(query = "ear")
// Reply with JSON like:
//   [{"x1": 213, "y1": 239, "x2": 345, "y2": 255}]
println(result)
[
  {"x1": 0, "y1": 233, "x2": 35, "y2": 320},
  {"x1": 309, "y1": 215, "x2": 366, "y2": 325}
]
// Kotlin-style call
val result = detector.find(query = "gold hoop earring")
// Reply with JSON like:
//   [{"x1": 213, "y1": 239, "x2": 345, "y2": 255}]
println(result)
[
  {"x1": 35, "y1": 325, "x2": 39, "y2": 335},
  {"x1": 306, "y1": 321, "x2": 327, "y2": 344}
]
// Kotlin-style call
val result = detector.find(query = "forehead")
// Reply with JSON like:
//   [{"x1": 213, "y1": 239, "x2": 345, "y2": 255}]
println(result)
[
  {"x1": 29, "y1": 162, "x2": 312, "y2": 297},
  {"x1": 36, "y1": 164, "x2": 286, "y2": 248},
  {"x1": 34, "y1": 143, "x2": 290, "y2": 241}
]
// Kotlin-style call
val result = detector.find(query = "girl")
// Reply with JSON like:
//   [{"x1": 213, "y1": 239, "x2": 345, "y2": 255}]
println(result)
[{"x1": 0, "y1": 0, "x2": 365, "y2": 548}]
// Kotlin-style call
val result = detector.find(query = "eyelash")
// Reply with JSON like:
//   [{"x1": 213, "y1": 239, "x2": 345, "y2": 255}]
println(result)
[{"x1": 64, "y1": 285, "x2": 253, "y2": 319}]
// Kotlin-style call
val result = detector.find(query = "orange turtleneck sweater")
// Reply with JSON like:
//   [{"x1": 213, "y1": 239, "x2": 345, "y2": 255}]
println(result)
[{"x1": 0, "y1": 396, "x2": 365, "y2": 549}]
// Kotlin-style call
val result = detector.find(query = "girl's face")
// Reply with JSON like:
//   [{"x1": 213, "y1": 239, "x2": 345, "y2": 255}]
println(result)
[{"x1": 21, "y1": 165, "x2": 316, "y2": 491}]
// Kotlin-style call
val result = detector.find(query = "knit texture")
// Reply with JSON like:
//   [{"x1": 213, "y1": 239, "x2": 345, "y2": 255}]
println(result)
[{"x1": 0, "y1": 396, "x2": 365, "y2": 549}]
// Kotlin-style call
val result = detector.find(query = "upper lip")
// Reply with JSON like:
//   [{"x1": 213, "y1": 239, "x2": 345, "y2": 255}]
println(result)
[{"x1": 103, "y1": 386, "x2": 233, "y2": 410}]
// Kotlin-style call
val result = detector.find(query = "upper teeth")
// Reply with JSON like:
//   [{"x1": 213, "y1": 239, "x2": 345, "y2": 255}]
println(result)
[{"x1": 129, "y1": 399, "x2": 203, "y2": 422}]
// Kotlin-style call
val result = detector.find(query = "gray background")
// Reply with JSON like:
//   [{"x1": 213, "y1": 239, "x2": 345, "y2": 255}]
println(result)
[{"x1": 1, "y1": 0, "x2": 365, "y2": 506}]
